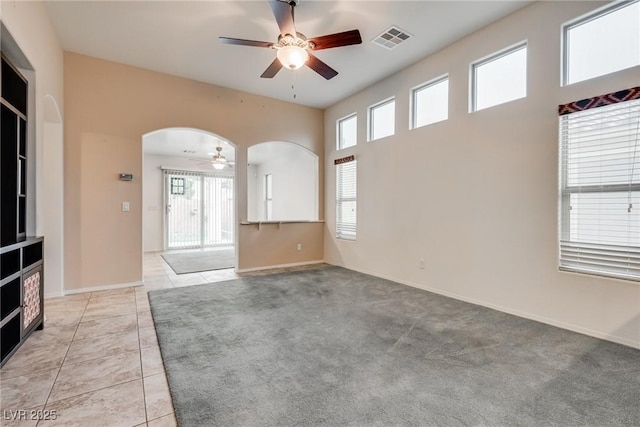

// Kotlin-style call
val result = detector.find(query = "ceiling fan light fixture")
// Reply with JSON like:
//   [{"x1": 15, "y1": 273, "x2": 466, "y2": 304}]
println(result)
[
  {"x1": 211, "y1": 145, "x2": 228, "y2": 169},
  {"x1": 220, "y1": 0, "x2": 362, "y2": 80},
  {"x1": 277, "y1": 45, "x2": 309, "y2": 70}
]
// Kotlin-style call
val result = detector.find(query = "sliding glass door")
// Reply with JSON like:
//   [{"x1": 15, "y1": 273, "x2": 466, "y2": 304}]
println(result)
[
  {"x1": 164, "y1": 170, "x2": 234, "y2": 250},
  {"x1": 203, "y1": 175, "x2": 234, "y2": 246}
]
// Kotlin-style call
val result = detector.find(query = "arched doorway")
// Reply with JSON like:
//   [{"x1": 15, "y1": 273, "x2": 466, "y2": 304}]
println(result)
[
  {"x1": 247, "y1": 141, "x2": 319, "y2": 222},
  {"x1": 141, "y1": 128, "x2": 238, "y2": 280}
]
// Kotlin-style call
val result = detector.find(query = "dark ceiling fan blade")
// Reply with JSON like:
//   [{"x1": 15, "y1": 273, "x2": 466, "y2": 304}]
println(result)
[
  {"x1": 306, "y1": 53, "x2": 338, "y2": 80},
  {"x1": 308, "y1": 30, "x2": 362, "y2": 51},
  {"x1": 218, "y1": 37, "x2": 273, "y2": 48},
  {"x1": 269, "y1": 0, "x2": 296, "y2": 37},
  {"x1": 261, "y1": 58, "x2": 283, "y2": 78}
]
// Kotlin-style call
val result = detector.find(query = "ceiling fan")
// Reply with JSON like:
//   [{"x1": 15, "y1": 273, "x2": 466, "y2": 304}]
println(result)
[
  {"x1": 219, "y1": 0, "x2": 362, "y2": 80},
  {"x1": 190, "y1": 146, "x2": 235, "y2": 170}
]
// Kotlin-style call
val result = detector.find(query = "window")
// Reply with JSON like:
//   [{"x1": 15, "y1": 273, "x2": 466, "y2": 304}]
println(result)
[
  {"x1": 170, "y1": 177, "x2": 185, "y2": 195},
  {"x1": 563, "y1": 1, "x2": 640, "y2": 86},
  {"x1": 412, "y1": 76, "x2": 449, "y2": 129},
  {"x1": 337, "y1": 114, "x2": 357, "y2": 150},
  {"x1": 265, "y1": 174, "x2": 273, "y2": 220},
  {"x1": 471, "y1": 43, "x2": 527, "y2": 112},
  {"x1": 559, "y1": 90, "x2": 640, "y2": 281},
  {"x1": 336, "y1": 158, "x2": 356, "y2": 240},
  {"x1": 368, "y1": 98, "x2": 395, "y2": 141}
]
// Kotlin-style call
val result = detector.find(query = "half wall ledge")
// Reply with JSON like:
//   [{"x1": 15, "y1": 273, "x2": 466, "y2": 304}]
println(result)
[{"x1": 240, "y1": 220, "x2": 325, "y2": 231}]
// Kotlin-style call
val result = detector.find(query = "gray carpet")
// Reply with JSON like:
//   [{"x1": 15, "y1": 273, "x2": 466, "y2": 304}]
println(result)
[
  {"x1": 148, "y1": 266, "x2": 640, "y2": 427},
  {"x1": 161, "y1": 249, "x2": 234, "y2": 274}
]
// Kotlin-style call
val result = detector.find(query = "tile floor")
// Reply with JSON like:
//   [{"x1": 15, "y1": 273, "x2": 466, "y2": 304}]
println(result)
[{"x1": 1, "y1": 250, "x2": 324, "y2": 427}]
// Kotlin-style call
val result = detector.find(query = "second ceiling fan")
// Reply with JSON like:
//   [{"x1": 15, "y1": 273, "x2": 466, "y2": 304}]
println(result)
[{"x1": 219, "y1": 0, "x2": 362, "y2": 80}]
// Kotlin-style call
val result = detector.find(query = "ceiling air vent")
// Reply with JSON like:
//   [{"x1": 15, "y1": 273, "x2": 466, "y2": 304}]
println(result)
[{"x1": 372, "y1": 26, "x2": 412, "y2": 50}]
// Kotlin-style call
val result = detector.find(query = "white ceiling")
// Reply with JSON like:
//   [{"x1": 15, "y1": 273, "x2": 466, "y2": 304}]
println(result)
[
  {"x1": 143, "y1": 128, "x2": 236, "y2": 161},
  {"x1": 45, "y1": 0, "x2": 532, "y2": 109}
]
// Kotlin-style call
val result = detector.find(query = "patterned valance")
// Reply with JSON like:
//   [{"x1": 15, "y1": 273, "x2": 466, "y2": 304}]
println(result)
[
  {"x1": 334, "y1": 155, "x2": 355, "y2": 165},
  {"x1": 558, "y1": 86, "x2": 640, "y2": 116}
]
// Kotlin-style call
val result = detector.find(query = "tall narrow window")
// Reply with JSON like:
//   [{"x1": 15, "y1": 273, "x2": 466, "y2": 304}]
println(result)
[
  {"x1": 559, "y1": 87, "x2": 640, "y2": 281},
  {"x1": 337, "y1": 114, "x2": 357, "y2": 150},
  {"x1": 563, "y1": 0, "x2": 640, "y2": 86},
  {"x1": 471, "y1": 42, "x2": 527, "y2": 112},
  {"x1": 412, "y1": 76, "x2": 449, "y2": 129},
  {"x1": 336, "y1": 157, "x2": 356, "y2": 240},
  {"x1": 368, "y1": 98, "x2": 395, "y2": 141},
  {"x1": 265, "y1": 174, "x2": 273, "y2": 220}
]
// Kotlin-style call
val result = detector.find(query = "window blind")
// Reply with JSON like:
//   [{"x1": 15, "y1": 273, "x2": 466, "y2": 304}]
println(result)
[
  {"x1": 163, "y1": 169, "x2": 234, "y2": 249},
  {"x1": 559, "y1": 94, "x2": 640, "y2": 281},
  {"x1": 336, "y1": 157, "x2": 357, "y2": 240}
]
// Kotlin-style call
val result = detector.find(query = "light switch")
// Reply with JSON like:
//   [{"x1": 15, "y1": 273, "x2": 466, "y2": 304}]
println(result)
[{"x1": 122, "y1": 201, "x2": 130, "y2": 212}]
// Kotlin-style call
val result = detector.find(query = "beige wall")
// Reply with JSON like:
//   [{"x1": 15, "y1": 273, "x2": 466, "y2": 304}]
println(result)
[
  {"x1": 64, "y1": 52, "x2": 324, "y2": 290},
  {"x1": 238, "y1": 222, "x2": 324, "y2": 272},
  {"x1": 1, "y1": 1, "x2": 65, "y2": 296},
  {"x1": 0, "y1": 2, "x2": 63, "y2": 117},
  {"x1": 324, "y1": 1, "x2": 640, "y2": 348}
]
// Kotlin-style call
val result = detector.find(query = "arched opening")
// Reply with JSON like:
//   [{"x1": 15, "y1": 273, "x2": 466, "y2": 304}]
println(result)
[
  {"x1": 42, "y1": 95, "x2": 64, "y2": 297},
  {"x1": 142, "y1": 128, "x2": 238, "y2": 279},
  {"x1": 247, "y1": 141, "x2": 319, "y2": 222}
]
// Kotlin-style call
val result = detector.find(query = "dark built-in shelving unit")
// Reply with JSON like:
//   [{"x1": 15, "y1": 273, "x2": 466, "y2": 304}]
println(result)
[
  {"x1": 0, "y1": 238, "x2": 44, "y2": 366},
  {"x1": 1, "y1": 53, "x2": 44, "y2": 367},
  {"x1": 1, "y1": 53, "x2": 28, "y2": 246}
]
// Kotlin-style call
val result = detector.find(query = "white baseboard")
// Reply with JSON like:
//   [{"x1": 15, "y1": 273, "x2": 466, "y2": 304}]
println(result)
[
  {"x1": 328, "y1": 262, "x2": 640, "y2": 350},
  {"x1": 236, "y1": 260, "x2": 325, "y2": 273},
  {"x1": 44, "y1": 292, "x2": 64, "y2": 298},
  {"x1": 63, "y1": 281, "x2": 143, "y2": 295}
]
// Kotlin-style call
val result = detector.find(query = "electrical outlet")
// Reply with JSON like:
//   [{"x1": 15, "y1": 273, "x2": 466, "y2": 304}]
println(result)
[
  {"x1": 419, "y1": 258, "x2": 425, "y2": 269},
  {"x1": 297, "y1": 243, "x2": 302, "y2": 251}
]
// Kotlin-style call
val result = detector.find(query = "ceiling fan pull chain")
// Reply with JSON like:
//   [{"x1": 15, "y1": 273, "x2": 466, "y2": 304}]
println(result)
[{"x1": 292, "y1": 72, "x2": 297, "y2": 100}]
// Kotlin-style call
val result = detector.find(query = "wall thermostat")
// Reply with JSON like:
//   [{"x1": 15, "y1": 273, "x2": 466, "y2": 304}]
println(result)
[{"x1": 119, "y1": 173, "x2": 133, "y2": 181}]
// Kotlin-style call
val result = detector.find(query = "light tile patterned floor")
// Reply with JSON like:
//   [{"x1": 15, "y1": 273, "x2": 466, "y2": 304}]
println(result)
[{"x1": 1, "y1": 251, "x2": 324, "y2": 426}]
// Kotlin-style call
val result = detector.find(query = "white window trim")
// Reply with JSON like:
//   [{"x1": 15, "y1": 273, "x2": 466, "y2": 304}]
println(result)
[
  {"x1": 336, "y1": 160, "x2": 357, "y2": 241},
  {"x1": 410, "y1": 74, "x2": 449, "y2": 130},
  {"x1": 469, "y1": 40, "x2": 528, "y2": 113},
  {"x1": 367, "y1": 97, "x2": 396, "y2": 142},
  {"x1": 558, "y1": 97, "x2": 640, "y2": 282},
  {"x1": 561, "y1": 0, "x2": 639, "y2": 87},
  {"x1": 336, "y1": 112, "x2": 357, "y2": 151}
]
